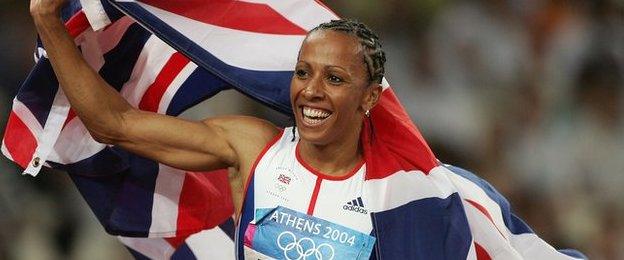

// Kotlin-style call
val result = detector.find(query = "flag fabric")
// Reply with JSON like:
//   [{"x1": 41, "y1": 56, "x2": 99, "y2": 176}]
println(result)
[
  {"x1": 121, "y1": 218, "x2": 236, "y2": 259},
  {"x1": 2, "y1": 0, "x2": 585, "y2": 259},
  {"x1": 3, "y1": 1, "x2": 236, "y2": 258}
]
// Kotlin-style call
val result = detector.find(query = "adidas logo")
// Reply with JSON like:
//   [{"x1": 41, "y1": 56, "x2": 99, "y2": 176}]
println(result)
[{"x1": 342, "y1": 197, "x2": 368, "y2": 214}]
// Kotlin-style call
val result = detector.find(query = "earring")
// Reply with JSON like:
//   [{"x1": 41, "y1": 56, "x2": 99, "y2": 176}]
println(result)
[{"x1": 365, "y1": 110, "x2": 370, "y2": 117}]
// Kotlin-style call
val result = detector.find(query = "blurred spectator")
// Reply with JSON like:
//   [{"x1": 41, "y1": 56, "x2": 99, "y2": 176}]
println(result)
[{"x1": 421, "y1": 0, "x2": 532, "y2": 162}]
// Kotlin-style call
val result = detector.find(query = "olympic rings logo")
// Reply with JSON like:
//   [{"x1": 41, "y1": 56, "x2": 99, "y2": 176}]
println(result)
[
  {"x1": 274, "y1": 183, "x2": 287, "y2": 192},
  {"x1": 277, "y1": 231, "x2": 335, "y2": 260}
]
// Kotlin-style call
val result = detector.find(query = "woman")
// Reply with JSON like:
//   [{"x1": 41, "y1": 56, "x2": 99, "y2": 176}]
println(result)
[{"x1": 30, "y1": 0, "x2": 584, "y2": 259}]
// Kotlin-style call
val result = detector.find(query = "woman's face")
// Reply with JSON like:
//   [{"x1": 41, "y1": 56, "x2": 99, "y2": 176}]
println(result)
[{"x1": 290, "y1": 30, "x2": 380, "y2": 146}]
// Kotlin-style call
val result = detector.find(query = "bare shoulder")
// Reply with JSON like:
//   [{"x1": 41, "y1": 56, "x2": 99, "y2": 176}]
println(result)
[{"x1": 201, "y1": 115, "x2": 281, "y2": 167}]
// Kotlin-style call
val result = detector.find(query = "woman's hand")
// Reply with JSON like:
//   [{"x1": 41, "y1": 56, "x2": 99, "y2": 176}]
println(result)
[{"x1": 30, "y1": 0, "x2": 68, "y2": 21}]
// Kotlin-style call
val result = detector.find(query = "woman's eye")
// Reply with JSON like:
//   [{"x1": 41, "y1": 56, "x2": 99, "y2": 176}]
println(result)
[
  {"x1": 328, "y1": 75, "x2": 343, "y2": 84},
  {"x1": 295, "y1": 69, "x2": 308, "y2": 78}
]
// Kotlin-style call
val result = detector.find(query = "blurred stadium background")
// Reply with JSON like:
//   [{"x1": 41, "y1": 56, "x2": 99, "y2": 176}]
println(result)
[{"x1": 1, "y1": 0, "x2": 623, "y2": 259}]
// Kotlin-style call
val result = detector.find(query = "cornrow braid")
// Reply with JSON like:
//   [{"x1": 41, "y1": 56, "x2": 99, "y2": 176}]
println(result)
[{"x1": 310, "y1": 19, "x2": 386, "y2": 84}]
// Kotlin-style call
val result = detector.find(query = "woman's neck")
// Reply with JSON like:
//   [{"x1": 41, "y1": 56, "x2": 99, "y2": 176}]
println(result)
[{"x1": 297, "y1": 129, "x2": 363, "y2": 177}]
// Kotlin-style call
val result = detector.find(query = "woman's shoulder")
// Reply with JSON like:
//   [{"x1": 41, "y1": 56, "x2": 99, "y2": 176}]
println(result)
[{"x1": 199, "y1": 115, "x2": 282, "y2": 167}]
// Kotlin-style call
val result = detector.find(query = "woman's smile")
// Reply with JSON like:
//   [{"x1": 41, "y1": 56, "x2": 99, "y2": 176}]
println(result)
[{"x1": 301, "y1": 105, "x2": 333, "y2": 126}]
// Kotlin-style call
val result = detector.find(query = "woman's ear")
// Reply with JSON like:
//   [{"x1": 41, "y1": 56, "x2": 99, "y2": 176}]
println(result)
[{"x1": 362, "y1": 83, "x2": 382, "y2": 112}]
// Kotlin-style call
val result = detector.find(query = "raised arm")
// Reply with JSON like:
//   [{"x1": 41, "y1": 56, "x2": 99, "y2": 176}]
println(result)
[{"x1": 29, "y1": 0, "x2": 279, "y2": 172}]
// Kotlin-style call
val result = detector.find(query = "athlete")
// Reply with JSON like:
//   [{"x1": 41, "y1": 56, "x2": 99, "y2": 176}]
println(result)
[{"x1": 30, "y1": 0, "x2": 584, "y2": 259}]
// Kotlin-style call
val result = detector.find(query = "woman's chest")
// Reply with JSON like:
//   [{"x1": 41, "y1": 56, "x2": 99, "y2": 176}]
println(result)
[
  {"x1": 252, "y1": 162, "x2": 373, "y2": 233},
  {"x1": 241, "y1": 159, "x2": 377, "y2": 259}
]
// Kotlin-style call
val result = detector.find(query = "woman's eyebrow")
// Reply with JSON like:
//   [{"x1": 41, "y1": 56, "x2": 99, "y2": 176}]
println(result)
[
  {"x1": 295, "y1": 60, "x2": 310, "y2": 67},
  {"x1": 326, "y1": 65, "x2": 348, "y2": 72}
]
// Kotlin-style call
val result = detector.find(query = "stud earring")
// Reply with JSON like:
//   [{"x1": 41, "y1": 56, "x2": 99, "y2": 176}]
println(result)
[{"x1": 365, "y1": 110, "x2": 370, "y2": 117}]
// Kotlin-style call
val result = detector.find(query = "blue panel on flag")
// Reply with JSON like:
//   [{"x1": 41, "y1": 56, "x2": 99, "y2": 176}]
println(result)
[
  {"x1": 99, "y1": 23, "x2": 151, "y2": 91},
  {"x1": 171, "y1": 243, "x2": 196, "y2": 260},
  {"x1": 17, "y1": 60, "x2": 60, "y2": 126},
  {"x1": 166, "y1": 67, "x2": 230, "y2": 116},
  {"x1": 370, "y1": 193, "x2": 472, "y2": 259},
  {"x1": 60, "y1": 0, "x2": 83, "y2": 21},
  {"x1": 99, "y1": 0, "x2": 125, "y2": 22},
  {"x1": 108, "y1": 153, "x2": 159, "y2": 236},
  {"x1": 218, "y1": 217, "x2": 236, "y2": 241},
  {"x1": 65, "y1": 148, "x2": 158, "y2": 236},
  {"x1": 69, "y1": 172, "x2": 124, "y2": 231}
]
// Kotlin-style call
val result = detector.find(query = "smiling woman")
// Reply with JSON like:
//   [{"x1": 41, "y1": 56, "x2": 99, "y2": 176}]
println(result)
[
  {"x1": 291, "y1": 28, "x2": 381, "y2": 174},
  {"x1": 27, "y1": 0, "x2": 586, "y2": 257}
]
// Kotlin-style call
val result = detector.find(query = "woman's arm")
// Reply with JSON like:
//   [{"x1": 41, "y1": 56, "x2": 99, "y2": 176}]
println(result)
[{"x1": 29, "y1": 0, "x2": 279, "y2": 171}]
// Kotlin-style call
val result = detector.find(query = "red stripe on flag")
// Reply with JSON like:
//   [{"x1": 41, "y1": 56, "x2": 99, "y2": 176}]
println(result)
[
  {"x1": 3, "y1": 112, "x2": 38, "y2": 168},
  {"x1": 139, "y1": 52, "x2": 190, "y2": 112},
  {"x1": 139, "y1": 0, "x2": 307, "y2": 35},
  {"x1": 474, "y1": 242, "x2": 492, "y2": 260},
  {"x1": 175, "y1": 169, "x2": 234, "y2": 237},
  {"x1": 465, "y1": 199, "x2": 507, "y2": 239},
  {"x1": 363, "y1": 89, "x2": 438, "y2": 180},
  {"x1": 164, "y1": 236, "x2": 187, "y2": 249},
  {"x1": 65, "y1": 10, "x2": 91, "y2": 38},
  {"x1": 62, "y1": 108, "x2": 77, "y2": 129}
]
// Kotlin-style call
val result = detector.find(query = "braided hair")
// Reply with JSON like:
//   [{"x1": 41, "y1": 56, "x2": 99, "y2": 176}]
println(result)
[{"x1": 309, "y1": 19, "x2": 386, "y2": 84}]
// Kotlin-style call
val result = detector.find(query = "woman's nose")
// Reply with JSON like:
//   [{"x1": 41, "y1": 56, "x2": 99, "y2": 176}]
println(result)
[{"x1": 302, "y1": 79, "x2": 324, "y2": 100}]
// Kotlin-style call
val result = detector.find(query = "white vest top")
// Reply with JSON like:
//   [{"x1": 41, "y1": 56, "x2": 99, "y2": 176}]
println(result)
[{"x1": 249, "y1": 128, "x2": 373, "y2": 234}]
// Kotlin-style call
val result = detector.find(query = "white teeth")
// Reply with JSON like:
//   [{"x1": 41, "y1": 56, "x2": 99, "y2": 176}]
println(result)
[
  {"x1": 302, "y1": 107, "x2": 331, "y2": 119},
  {"x1": 301, "y1": 106, "x2": 331, "y2": 125}
]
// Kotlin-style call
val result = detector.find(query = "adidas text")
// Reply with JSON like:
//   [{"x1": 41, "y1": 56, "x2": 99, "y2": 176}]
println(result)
[{"x1": 342, "y1": 205, "x2": 368, "y2": 214}]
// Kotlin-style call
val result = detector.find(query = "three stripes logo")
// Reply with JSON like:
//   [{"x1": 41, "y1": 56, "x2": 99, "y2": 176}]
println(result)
[{"x1": 342, "y1": 197, "x2": 368, "y2": 214}]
